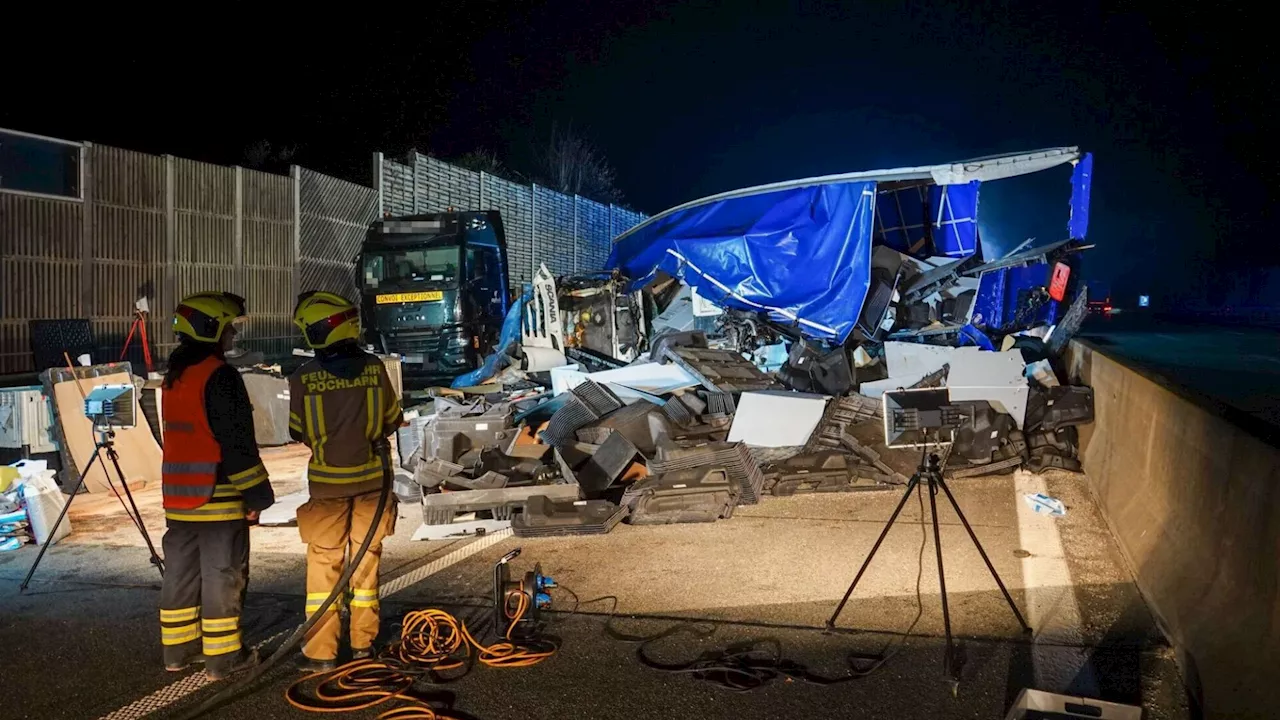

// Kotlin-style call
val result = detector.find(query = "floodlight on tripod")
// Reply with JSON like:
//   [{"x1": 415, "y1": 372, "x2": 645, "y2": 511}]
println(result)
[
  {"x1": 882, "y1": 387, "x2": 988, "y2": 449},
  {"x1": 83, "y1": 383, "x2": 137, "y2": 431},
  {"x1": 20, "y1": 380, "x2": 161, "y2": 592},
  {"x1": 830, "y1": 387, "x2": 1034, "y2": 687}
]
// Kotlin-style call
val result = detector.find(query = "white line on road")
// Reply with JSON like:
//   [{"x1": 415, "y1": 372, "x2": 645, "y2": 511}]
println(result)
[
  {"x1": 1013, "y1": 471, "x2": 1098, "y2": 694},
  {"x1": 97, "y1": 529, "x2": 513, "y2": 720}
]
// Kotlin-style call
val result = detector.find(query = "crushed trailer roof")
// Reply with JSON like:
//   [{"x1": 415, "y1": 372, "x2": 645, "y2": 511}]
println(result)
[
  {"x1": 608, "y1": 147, "x2": 1089, "y2": 344},
  {"x1": 613, "y1": 147, "x2": 1083, "y2": 245}
]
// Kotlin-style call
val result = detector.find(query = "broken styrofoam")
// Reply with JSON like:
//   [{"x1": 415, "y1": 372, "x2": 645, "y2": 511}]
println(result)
[
  {"x1": 728, "y1": 391, "x2": 828, "y2": 448},
  {"x1": 946, "y1": 348, "x2": 1030, "y2": 428}
]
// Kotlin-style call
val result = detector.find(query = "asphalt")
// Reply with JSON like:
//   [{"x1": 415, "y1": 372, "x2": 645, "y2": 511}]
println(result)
[
  {"x1": 1080, "y1": 316, "x2": 1280, "y2": 428},
  {"x1": 0, "y1": 469, "x2": 1191, "y2": 720}
]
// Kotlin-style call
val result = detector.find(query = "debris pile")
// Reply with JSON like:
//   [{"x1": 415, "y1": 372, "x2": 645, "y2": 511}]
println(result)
[
  {"x1": 402, "y1": 149, "x2": 1100, "y2": 539},
  {"x1": 404, "y1": 318, "x2": 1094, "y2": 541}
]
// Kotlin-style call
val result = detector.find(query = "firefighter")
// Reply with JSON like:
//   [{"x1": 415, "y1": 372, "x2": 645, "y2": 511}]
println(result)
[
  {"x1": 289, "y1": 291, "x2": 403, "y2": 672},
  {"x1": 159, "y1": 292, "x2": 275, "y2": 679}
]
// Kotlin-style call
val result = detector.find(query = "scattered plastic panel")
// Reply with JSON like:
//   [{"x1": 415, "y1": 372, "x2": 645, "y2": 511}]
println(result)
[
  {"x1": 623, "y1": 468, "x2": 738, "y2": 525},
  {"x1": 660, "y1": 346, "x2": 779, "y2": 394},
  {"x1": 512, "y1": 496, "x2": 627, "y2": 537}
]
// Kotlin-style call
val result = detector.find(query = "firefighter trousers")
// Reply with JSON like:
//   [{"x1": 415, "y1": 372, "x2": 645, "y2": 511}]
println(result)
[
  {"x1": 158, "y1": 520, "x2": 250, "y2": 672},
  {"x1": 296, "y1": 491, "x2": 397, "y2": 661}
]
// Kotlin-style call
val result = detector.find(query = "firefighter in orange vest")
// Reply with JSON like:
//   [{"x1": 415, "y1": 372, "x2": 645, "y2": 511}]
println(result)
[
  {"x1": 158, "y1": 292, "x2": 275, "y2": 679},
  {"x1": 289, "y1": 291, "x2": 402, "y2": 672}
]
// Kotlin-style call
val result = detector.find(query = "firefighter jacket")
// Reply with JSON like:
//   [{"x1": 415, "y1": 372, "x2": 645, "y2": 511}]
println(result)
[
  {"x1": 288, "y1": 346, "x2": 403, "y2": 499},
  {"x1": 161, "y1": 354, "x2": 275, "y2": 523}
]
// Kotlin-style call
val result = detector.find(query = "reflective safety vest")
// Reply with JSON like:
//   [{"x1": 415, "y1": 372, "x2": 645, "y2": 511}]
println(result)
[{"x1": 161, "y1": 355, "x2": 224, "y2": 511}]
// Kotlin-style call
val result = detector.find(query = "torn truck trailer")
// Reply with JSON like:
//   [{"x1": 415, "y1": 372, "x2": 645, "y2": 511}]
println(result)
[{"x1": 609, "y1": 147, "x2": 1092, "y2": 345}]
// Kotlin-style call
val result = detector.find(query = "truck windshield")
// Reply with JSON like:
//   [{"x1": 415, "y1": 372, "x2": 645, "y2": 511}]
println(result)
[{"x1": 363, "y1": 245, "x2": 460, "y2": 288}]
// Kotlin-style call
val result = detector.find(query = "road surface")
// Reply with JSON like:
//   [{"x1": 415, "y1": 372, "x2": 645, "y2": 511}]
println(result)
[
  {"x1": 1, "y1": 445, "x2": 1189, "y2": 720},
  {"x1": 1079, "y1": 315, "x2": 1280, "y2": 429}
]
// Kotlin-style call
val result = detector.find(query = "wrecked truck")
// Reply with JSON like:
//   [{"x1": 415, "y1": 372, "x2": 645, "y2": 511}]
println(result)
[
  {"x1": 398, "y1": 148, "x2": 1100, "y2": 535},
  {"x1": 607, "y1": 147, "x2": 1094, "y2": 394}
]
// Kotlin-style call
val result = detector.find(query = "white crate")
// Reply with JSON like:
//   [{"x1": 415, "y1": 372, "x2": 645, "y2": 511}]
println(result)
[{"x1": 0, "y1": 387, "x2": 57, "y2": 453}]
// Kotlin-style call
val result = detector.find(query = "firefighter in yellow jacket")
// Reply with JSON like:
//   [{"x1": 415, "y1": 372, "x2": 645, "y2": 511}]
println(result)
[
  {"x1": 289, "y1": 291, "x2": 403, "y2": 672},
  {"x1": 159, "y1": 292, "x2": 275, "y2": 678}
]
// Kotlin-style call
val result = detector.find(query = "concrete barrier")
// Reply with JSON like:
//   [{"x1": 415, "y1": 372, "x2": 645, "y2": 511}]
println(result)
[{"x1": 1063, "y1": 340, "x2": 1280, "y2": 719}]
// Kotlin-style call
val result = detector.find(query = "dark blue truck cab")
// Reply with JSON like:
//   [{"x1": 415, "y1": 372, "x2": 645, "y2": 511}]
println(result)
[{"x1": 358, "y1": 211, "x2": 511, "y2": 387}]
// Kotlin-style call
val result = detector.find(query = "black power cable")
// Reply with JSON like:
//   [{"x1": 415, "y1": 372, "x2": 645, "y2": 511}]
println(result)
[{"x1": 554, "y1": 555, "x2": 927, "y2": 696}]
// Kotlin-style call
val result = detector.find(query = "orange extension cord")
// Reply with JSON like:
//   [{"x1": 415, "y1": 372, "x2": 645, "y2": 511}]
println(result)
[{"x1": 286, "y1": 592, "x2": 556, "y2": 719}]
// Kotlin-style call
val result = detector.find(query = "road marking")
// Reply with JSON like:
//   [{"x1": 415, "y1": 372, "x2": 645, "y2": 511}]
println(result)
[
  {"x1": 97, "y1": 529, "x2": 513, "y2": 720},
  {"x1": 1013, "y1": 471, "x2": 1098, "y2": 694}
]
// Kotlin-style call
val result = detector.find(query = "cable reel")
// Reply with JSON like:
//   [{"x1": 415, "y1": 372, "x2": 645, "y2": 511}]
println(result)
[{"x1": 493, "y1": 548, "x2": 554, "y2": 640}]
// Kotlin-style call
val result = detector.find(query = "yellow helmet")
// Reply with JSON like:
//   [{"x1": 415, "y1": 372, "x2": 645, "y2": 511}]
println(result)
[
  {"x1": 293, "y1": 291, "x2": 361, "y2": 349},
  {"x1": 173, "y1": 292, "x2": 246, "y2": 344}
]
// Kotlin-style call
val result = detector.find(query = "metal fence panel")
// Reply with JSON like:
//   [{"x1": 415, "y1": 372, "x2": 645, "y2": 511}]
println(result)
[
  {"x1": 417, "y1": 155, "x2": 480, "y2": 213},
  {"x1": 0, "y1": 193, "x2": 82, "y2": 260},
  {"x1": 577, "y1": 197, "x2": 612, "y2": 271},
  {"x1": 378, "y1": 153, "x2": 648, "y2": 286},
  {"x1": 88, "y1": 145, "x2": 169, "y2": 367},
  {"x1": 1, "y1": 258, "x2": 80, "y2": 320},
  {"x1": 485, "y1": 175, "x2": 534, "y2": 285},
  {"x1": 0, "y1": 192, "x2": 84, "y2": 372},
  {"x1": 534, "y1": 186, "x2": 575, "y2": 277},
  {"x1": 174, "y1": 158, "x2": 234, "y2": 215},
  {"x1": 298, "y1": 167, "x2": 379, "y2": 300},
  {"x1": 91, "y1": 145, "x2": 164, "y2": 210},
  {"x1": 237, "y1": 169, "x2": 298, "y2": 356},
  {"x1": 381, "y1": 157, "x2": 415, "y2": 217},
  {"x1": 2, "y1": 136, "x2": 385, "y2": 371}
]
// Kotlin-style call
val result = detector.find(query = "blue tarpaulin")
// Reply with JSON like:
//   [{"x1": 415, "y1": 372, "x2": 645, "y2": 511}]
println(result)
[
  {"x1": 874, "y1": 181, "x2": 981, "y2": 259},
  {"x1": 608, "y1": 181, "x2": 877, "y2": 343},
  {"x1": 971, "y1": 263, "x2": 1060, "y2": 331},
  {"x1": 451, "y1": 285, "x2": 531, "y2": 388},
  {"x1": 1068, "y1": 153, "x2": 1092, "y2": 240}
]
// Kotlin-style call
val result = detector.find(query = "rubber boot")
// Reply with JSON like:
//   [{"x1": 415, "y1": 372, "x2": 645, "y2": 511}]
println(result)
[
  {"x1": 206, "y1": 648, "x2": 260, "y2": 681},
  {"x1": 297, "y1": 655, "x2": 338, "y2": 674},
  {"x1": 165, "y1": 653, "x2": 206, "y2": 673},
  {"x1": 352, "y1": 646, "x2": 375, "y2": 661}
]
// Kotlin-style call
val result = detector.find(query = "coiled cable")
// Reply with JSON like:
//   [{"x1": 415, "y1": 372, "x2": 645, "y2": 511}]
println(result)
[{"x1": 285, "y1": 591, "x2": 557, "y2": 718}]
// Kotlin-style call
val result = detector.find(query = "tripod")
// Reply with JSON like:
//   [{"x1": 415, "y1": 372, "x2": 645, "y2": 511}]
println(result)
[
  {"x1": 825, "y1": 452, "x2": 1030, "y2": 682},
  {"x1": 20, "y1": 420, "x2": 165, "y2": 592}
]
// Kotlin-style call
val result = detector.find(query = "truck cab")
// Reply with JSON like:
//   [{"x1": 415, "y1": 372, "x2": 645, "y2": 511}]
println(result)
[{"x1": 358, "y1": 211, "x2": 510, "y2": 387}]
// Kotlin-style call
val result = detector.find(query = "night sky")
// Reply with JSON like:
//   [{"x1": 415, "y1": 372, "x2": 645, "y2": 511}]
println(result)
[{"x1": 4, "y1": 2, "x2": 1271, "y2": 306}]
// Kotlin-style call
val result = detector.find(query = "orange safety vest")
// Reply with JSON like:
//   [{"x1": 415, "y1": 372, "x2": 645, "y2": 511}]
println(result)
[{"x1": 161, "y1": 355, "x2": 224, "y2": 510}]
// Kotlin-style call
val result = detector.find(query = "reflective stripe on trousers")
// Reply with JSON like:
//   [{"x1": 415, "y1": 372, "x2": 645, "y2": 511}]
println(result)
[{"x1": 158, "y1": 521, "x2": 249, "y2": 671}]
